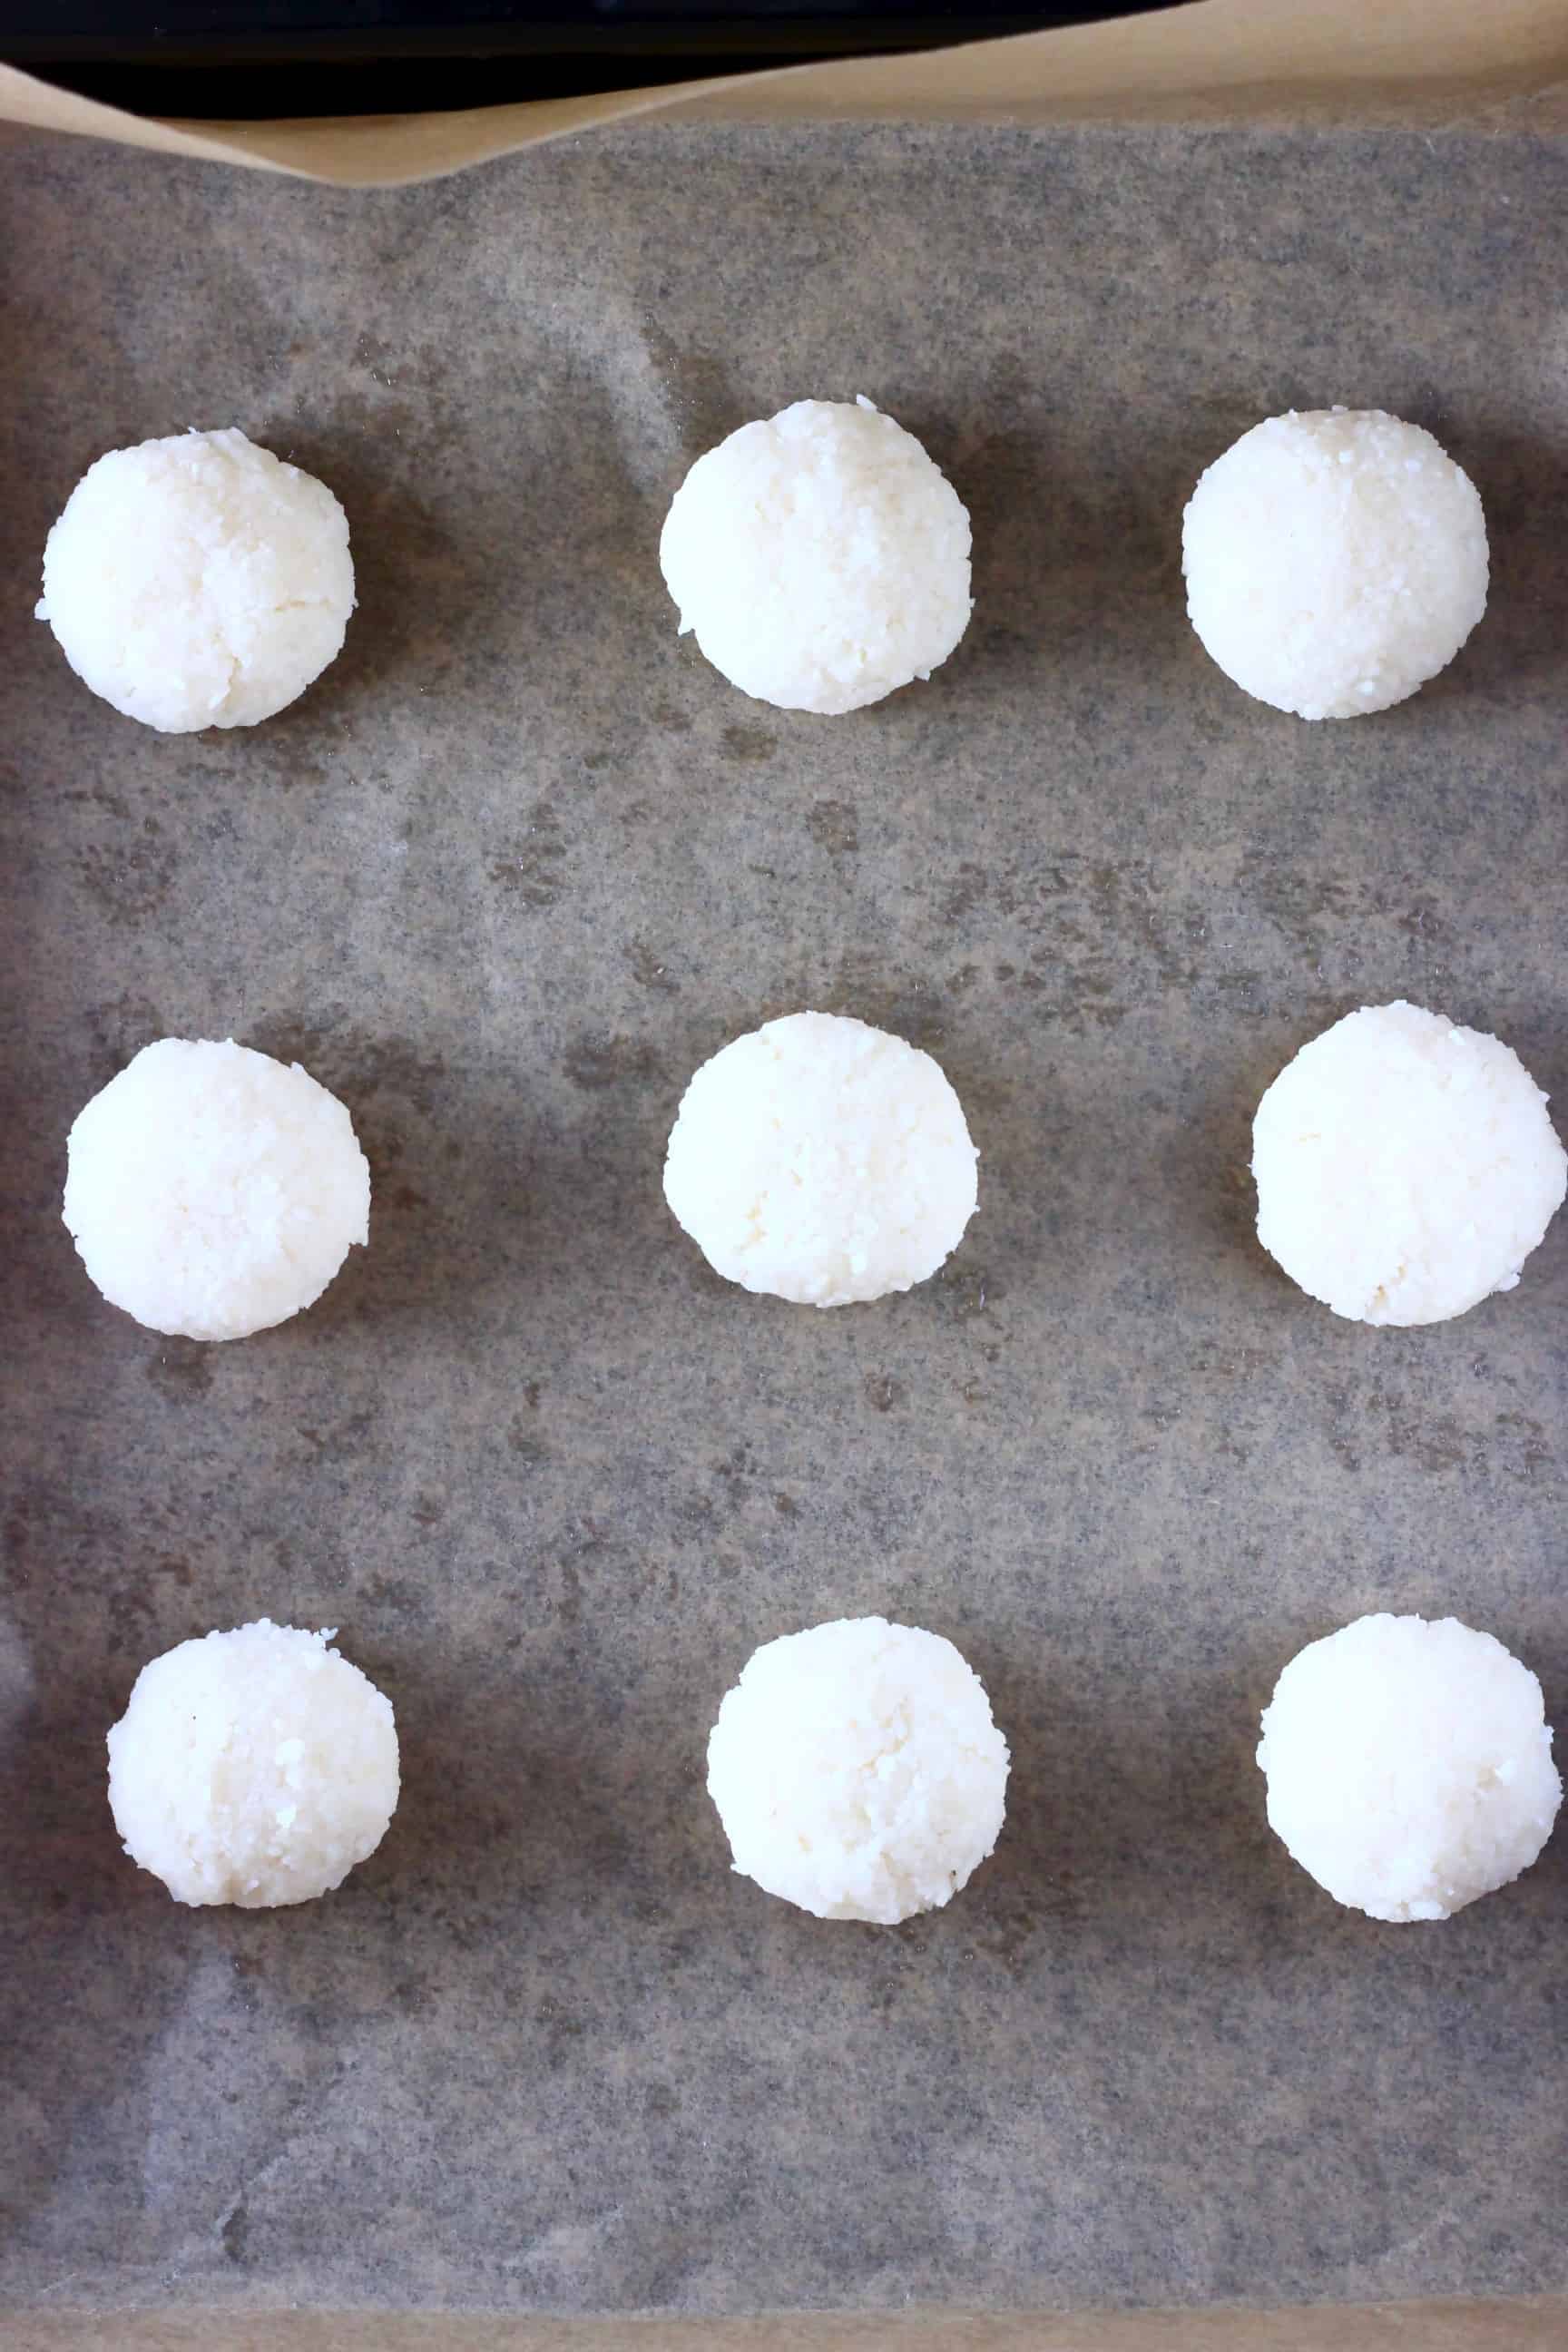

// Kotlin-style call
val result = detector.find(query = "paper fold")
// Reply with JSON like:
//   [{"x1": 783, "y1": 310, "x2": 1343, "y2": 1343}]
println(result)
[{"x1": 2, "y1": 0, "x2": 1567, "y2": 187}]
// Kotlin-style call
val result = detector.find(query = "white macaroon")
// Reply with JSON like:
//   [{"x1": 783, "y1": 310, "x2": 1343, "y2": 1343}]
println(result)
[
  {"x1": 37, "y1": 427, "x2": 355, "y2": 731},
  {"x1": 108, "y1": 1620, "x2": 399, "y2": 1908},
  {"x1": 64, "y1": 1037, "x2": 371, "y2": 1342},
  {"x1": 1251, "y1": 1001, "x2": 1565, "y2": 1326},
  {"x1": 1257, "y1": 1613, "x2": 1561, "y2": 1922},
  {"x1": 707, "y1": 1616, "x2": 1010, "y2": 1925},
  {"x1": 1181, "y1": 407, "x2": 1487, "y2": 719},
  {"x1": 659, "y1": 396, "x2": 972, "y2": 714},
  {"x1": 662, "y1": 1010, "x2": 978, "y2": 1307}
]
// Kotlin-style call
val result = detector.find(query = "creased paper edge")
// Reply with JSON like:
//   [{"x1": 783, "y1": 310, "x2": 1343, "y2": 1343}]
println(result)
[{"x1": 2, "y1": 0, "x2": 1568, "y2": 185}]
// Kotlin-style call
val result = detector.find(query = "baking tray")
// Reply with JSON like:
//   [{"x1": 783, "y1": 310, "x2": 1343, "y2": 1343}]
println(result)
[{"x1": 3, "y1": 107, "x2": 1567, "y2": 2331}]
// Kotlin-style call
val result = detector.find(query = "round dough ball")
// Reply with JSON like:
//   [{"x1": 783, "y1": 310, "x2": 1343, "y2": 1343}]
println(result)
[
  {"x1": 1252, "y1": 1002, "x2": 1565, "y2": 1327},
  {"x1": 64, "y1": 1037, "x2": 370, "y2": 1342},
  {"x1": 663, "y1": 1010, "x2": 977, "y2": 1307},
  {"x1": 37, "y1": 427, "x2": 354, "y2": 731},
  {"x1": 108, "y1": 1620, "x2": 398, "y2": 1907},
  {"x1": 659, "y1": 396, "x2": 972, "y2": 714},
  {"x1": 708, "y1": 1616, "x2": 1010, "y2": 1924},
  {"x1": 1181, "y1": 407, "x2": 1486, "y2": 719},
  {"x1": 1257, "y1": 1613, "x2": 1560, "y2": 1922}
]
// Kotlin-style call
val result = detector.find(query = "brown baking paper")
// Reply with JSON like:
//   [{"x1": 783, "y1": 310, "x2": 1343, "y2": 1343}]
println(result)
[
  {"x1": 9, "y1": 2300, "x2": 1568, "y2": 2350},
  {"x1": 5, "y1": 5, "x2": 1568, "y2": 2349},
  {"x1": 0, "y1": 0, "x2": 1565, "y2": 182}
]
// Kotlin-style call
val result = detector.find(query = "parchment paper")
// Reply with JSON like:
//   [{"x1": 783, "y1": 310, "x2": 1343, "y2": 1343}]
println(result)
[
  {"x1": 4, "y1": 93, "x2": 1568, "y2": 2342},
  {"x1": 0, "y1": 0, "x2": 1567, "y2": 184}
]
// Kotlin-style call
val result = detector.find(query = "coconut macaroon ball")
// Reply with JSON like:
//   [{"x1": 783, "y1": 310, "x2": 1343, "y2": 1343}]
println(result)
[
  {"x1": 1251, "y1": 1001, "x2": 1565, "y2": 1327},
  {"x1": 663, "y1": 1010, "x2": 977, "y2": 1307},
  {"x1": 64, "y1": 1037, "x2": 370, "y2": 1342},
  {"x1": 107, "y1": 1621, "x2": 398, "y2": 1907},
  {"x1": 708, "y1": 1617, "x2": 1010, "y2": 1925},
  {"x1": 1257, "y1": 1614, "x2": 1560, "y2": 1923},
  {"x1": 37, "y1": 427, "x2": 354, "y2": 731},
  {"x1": 1181, "y1": 407, "x2": 1487, "y2": 719},
  {"x1": 659, "y1": 396, "x2": 972, "y2": 714}
]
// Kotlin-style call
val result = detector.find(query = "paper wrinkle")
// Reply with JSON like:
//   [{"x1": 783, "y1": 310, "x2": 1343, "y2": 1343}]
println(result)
[
  {"x1": 0, "y1": 0, "x2": 1565, "y2": 185},
  {"x1": 0, "y1": 1603, "x2": 34, "y2": 1763}
]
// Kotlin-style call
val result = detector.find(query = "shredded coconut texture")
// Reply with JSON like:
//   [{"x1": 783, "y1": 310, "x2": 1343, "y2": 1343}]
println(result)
[
  {"x1": 1258, "y1": 1613, "x2": 1560, "y2": 1923},
  {"x1": 659, "y1": 396, "x2": 972, "y2": 714},
  {"x1": 663, "y1": 1010, "x2": 977, "y2": 1307},
  {"x1": 707, "y1": 1616, "x2": 1010, "y2": 1924},
  {"x1": 1251, "y1": 1001, "x2": 1565, "y2": 1327},
  {"x1": 1181, "y1": 407, "x2": 1487, "y2": 719},
  {"x1": 64, "y1": 1037, "x2": 370, "y2": 1342},
  {"x1": 108, "y1": 1621, "x2": 398, "y2": 1907},
  {"x1": 37, "y1": 427, "x2": 355, "y2": 731}
]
